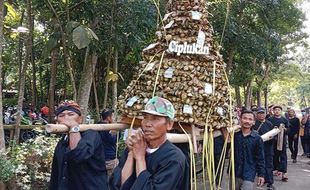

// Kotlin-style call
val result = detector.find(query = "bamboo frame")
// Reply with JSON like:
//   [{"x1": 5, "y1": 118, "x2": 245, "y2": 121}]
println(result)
[{"x1": 45, "y1": 123, "x2": 204, "y2": 143}]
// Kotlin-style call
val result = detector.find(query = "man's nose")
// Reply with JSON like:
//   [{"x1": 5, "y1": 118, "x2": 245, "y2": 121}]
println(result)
[{"x1": 143, "y1": 119, "x2": 152, "y2": 128}]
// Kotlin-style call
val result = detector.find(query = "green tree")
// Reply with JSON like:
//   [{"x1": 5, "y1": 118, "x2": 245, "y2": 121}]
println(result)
[
  {"x1": 0, "y1": 0, "x2": 5, "y2": 153},
  {"x1": 210, "y1": 0, "x2": 305, "y2": 108}
]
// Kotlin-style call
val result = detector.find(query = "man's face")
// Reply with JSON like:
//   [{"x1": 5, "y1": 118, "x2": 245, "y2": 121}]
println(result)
[
  {"x1": 57, "y1": 110, "x2": 82, "y2": 124},
  {"x1": 288, "y1": 110, "x2": 295, "y2": 117},
  {"x1": 274, "y1": 108, "x2": 282, "y2": 117},
  {"x1": 268, "y1": 107, "x2": 274, "y2": 114},
  {"x1": 240, "y1": 113, "x2": 255, "y2": 129},
  {"x1": 256, "y1": 112, "x2": 266, "y2": 121},
  {"x1": 106, "y1": 115, "x2": 113, "y2": 123},
  {"x1": 141, "y1": 113, "x2": 173, "y2": 142}
]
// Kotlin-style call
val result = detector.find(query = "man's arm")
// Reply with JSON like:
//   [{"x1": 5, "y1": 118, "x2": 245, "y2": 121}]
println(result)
[
  {"x1": 66, "y1": 130, "x2": 101, "y2": 163},
  {"x1": 131, "y1": 160, "x2": 188, "y2": 190},
  {"x1": 121, "y1": 152, "x2": 134, "y2": 185},
  {"x1": 132, "y1": 130, "x2": 147, "y2": 176},
  {"x1": 49, "y1": 143, "x2": 60, "y2": 189},
  {"x1": 69, "y1": 132, "x2": 81, "y2": 150},
  {"x1": 255, "y1": 137, "x2": 265, "y2": 185}
]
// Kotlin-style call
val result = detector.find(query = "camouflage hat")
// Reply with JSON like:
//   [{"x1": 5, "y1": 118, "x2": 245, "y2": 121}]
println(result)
[{"x1": 141, "y1": 96, "x2": 175, "y2": 119}]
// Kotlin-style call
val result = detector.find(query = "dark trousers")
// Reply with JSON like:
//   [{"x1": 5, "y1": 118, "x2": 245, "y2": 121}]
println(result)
[
  {"x1": 264, "y1": 143, "x2": 274, "y2": 185},
  {"x1": 300, "y1": 135, "x2": 307, "y2": 155},
  {"x1": 273, "y1": 138, "x2": 287, "y2": 173},
  {"x1": 306, "y1": 136, "x2": 310, "y2": 156},
  {"x1": 214, "y1": 135, "x2": 224, "y2": 187},
  {"x1": 288, "y1": 135, "x2": 299, "y2": 159}
]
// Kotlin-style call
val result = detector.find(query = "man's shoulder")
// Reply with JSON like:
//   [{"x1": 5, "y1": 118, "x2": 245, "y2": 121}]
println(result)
[
  {"x1": 81, "y1": 129, "x2": 101, "y2": 139},
  {"x1": 263, "y1": 120, "x2": 273, "y2": 128},
  {"x1": 250, "y1": 130, "x2": 261, "y2": 138},
  {"x1": 160, "y1": 141, "x2": 187, "y2": 161}
]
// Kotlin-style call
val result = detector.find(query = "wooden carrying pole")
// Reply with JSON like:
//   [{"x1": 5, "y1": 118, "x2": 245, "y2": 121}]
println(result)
[{"x1": 45, "y1": 123, "x2": 203, "y2": 143}]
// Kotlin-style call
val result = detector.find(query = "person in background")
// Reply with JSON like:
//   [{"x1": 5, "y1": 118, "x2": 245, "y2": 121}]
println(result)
[
  {"x1": 266, "y1": 105, "x2": 274, "y2": 119},
  {"x1": 301, "y1": 112, "x2": 310, "y2": 159},
  {"x1": 49, "y1": 100, "x2": 109, "y2": 190},
  {"x1": 253, "y1": 108, "x2": 275, "y2": 189},
  {"x1": 251, "y1": 105, "x2": 258, "y2": 117},
  {"x1": 98, "y1": 109, "x2": 119, "y2": 176},
  {"x1": 267, "y1": 106, "x2": 289, "y2": 182},
  {"x1": 287, "y1": 109, "x2": 300, "y2": 163},
  {"x1": 41, "y1": 104, "x2": 49, "y2": 118},
  {"x1": 300, "y1": 110, "x2": 308, "y2": 156},
  {"x1": 234, "y1": 110, "x2": 265, "y2": 190}
]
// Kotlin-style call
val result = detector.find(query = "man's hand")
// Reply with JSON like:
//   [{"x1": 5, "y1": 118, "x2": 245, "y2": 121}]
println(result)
[
  {"x1": 126, "y1": 130, "x2": 139, "y2": 151},
  {"x1": 294, "y1": 134, "x2": 298, "y2": 139},
  {"x1": 257, "y1": 177, "x2": 264, "y2": 187},
  {"x1": 132, "y1": 129, "x2": 147, "y2": 160},
  {"x1": 110, "y1": 130, "x2": 118, "y2": 136},
  {"x1": 130, "y1": 129, "x2": 147, "y2": 176},
  {"x1": 58, "y1": 117, "x2": 79, "y2": 129}
]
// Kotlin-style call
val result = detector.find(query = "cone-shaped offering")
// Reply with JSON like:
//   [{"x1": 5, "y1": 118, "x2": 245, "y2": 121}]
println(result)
[{"x1": 118, "y1": 0, "x2": 230, "y2": 128}]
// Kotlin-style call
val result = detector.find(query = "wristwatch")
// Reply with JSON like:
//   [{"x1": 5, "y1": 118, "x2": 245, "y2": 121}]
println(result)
[{"x1": 69, "y1": 125, "x2": 80, "y2": 133}]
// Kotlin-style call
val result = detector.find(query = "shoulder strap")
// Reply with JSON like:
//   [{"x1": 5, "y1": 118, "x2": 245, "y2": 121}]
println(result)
[{"x1": 256, "y1": 121, "x2": 265, "y2": 132}]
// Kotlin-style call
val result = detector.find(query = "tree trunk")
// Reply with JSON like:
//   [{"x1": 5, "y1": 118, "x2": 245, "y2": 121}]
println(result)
[
  {"x1": 46, "y1": 0, "x2": 77, "y2": 101},
  {"x1": 92, "y1": 73, "x2": 100, "y2": 121},
  {"x1": 226, "y1": 48, "x2": 233, "y2": 74},
  {"x1": 0, "y1": 183, "x2": 5, "y2": 190},
  {"x1": 0, "y1": 0, "x2": 5, "y2": 152},
  {"x1": 77, "y1": 47, "x2": 98, "y2": 122},
  {"x1": 264, "y1": 87, "x2": 268, "y2": 109},
  {"x1": 62, "y1": 37, "x2": 77, "y2": 101},
  {"x1": 103, "y1": 47, "x2": 112, "y2": 109},
  {"x1": 15, "y1": 0, "x2": 32, "y2": 142},
  {"x1": 39, "y1": 63, "x2": 44, "y2": 103},
  {"x1": 103, "y1": 0, "x2": 116, "y2": 108},
  {"x1": 257, "y1": 90, "x2": 261, "y2": 107},
  {"x1": 30, "y1": 7, "x2": 36, "y2": 108},
  {"x1": 234, "y1": 85, "x2": 242, "y2": 108},
  {"x1": 244, "y1": 80, "x2": 253, "y2": 110},
  {"x1": 112, "y1": 49, "x2": 118, "y2": 118},
  {"x1": 48, "y1": 49, "x2": 57, "y2": 123},
  {"x1": 17, "y1": 10, "x2": 24, "y2": 97}
]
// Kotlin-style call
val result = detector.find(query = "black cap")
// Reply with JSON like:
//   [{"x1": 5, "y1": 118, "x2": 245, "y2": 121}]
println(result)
[
  {"x1": 101, "y1": 109, "x2": 114, "y2": 120},
  {"x1": 252, "y1": 107, "x2": 258, "y2": 112},
  {"x1": 273, "y1": 106, "x2": 282, "y2": 110},
  {"x1": 257, "y1": 107, "x2": 266, "y2": 113}
]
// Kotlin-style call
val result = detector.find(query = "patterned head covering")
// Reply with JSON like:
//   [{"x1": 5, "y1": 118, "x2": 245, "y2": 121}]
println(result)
[
  {"x1": 141, "y1": 96, "x2": 175, "y2": 119},
  {"x1": 55, "y1": 100, "x2": 81, "y2": 116}
]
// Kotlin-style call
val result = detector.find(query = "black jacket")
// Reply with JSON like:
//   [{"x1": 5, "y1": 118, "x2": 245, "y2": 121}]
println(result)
[{"x1": 49, "y1": 130, "x2": 109, "y2": 190}]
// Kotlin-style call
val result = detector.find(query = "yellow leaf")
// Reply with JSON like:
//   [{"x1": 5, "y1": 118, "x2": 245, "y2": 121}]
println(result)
[
  {"x1": 10, "y1": 32, "x2": 18, "y2": 39},
  {"x1": 107, "y1": 71, "x2": 119, "y2": 82},
  {"x1": 4, "y1": 2, "x2": 17, "y2": 19}
]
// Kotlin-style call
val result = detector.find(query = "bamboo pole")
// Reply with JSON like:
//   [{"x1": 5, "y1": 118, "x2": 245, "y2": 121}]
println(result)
[{"x1": 45, "y1": 123, "x2": 204, "y2": 143}]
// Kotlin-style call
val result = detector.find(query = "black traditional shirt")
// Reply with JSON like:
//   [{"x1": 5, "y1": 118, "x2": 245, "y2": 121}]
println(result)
[
  {"x1": 49, "y1": 130, "x2": 109, "y2": 190},
  {"x1": 288, "y1": 117, "x2": 300, "y2": 137},
  {"x1": 109, "y1": 140, "x2": 190, "y2": 190},
  {"x1": 234, "y1": 130, "x2": 265, "y2": 182}
]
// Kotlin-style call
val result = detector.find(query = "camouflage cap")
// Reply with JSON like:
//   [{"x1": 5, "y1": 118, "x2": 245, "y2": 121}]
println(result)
[{"x1": 141, "y1": 96, "x2": 175, "y2": 119}]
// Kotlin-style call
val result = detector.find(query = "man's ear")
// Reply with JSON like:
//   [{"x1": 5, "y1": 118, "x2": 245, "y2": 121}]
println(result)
[
  {"x1": 167, "y1": 121, "x2": 174, "y2": 131},
  {"x1": 78, "y1": 115, "x2": 83, "y2": 124}
]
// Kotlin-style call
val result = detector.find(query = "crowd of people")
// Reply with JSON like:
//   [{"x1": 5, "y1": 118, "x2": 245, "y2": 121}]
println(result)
[
  {"x1": 233, "y1": 104, "x2": 310, "y2": 189},
  {"x1": 46, "y1": 98, "x2": 310, "y2": 190}
]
